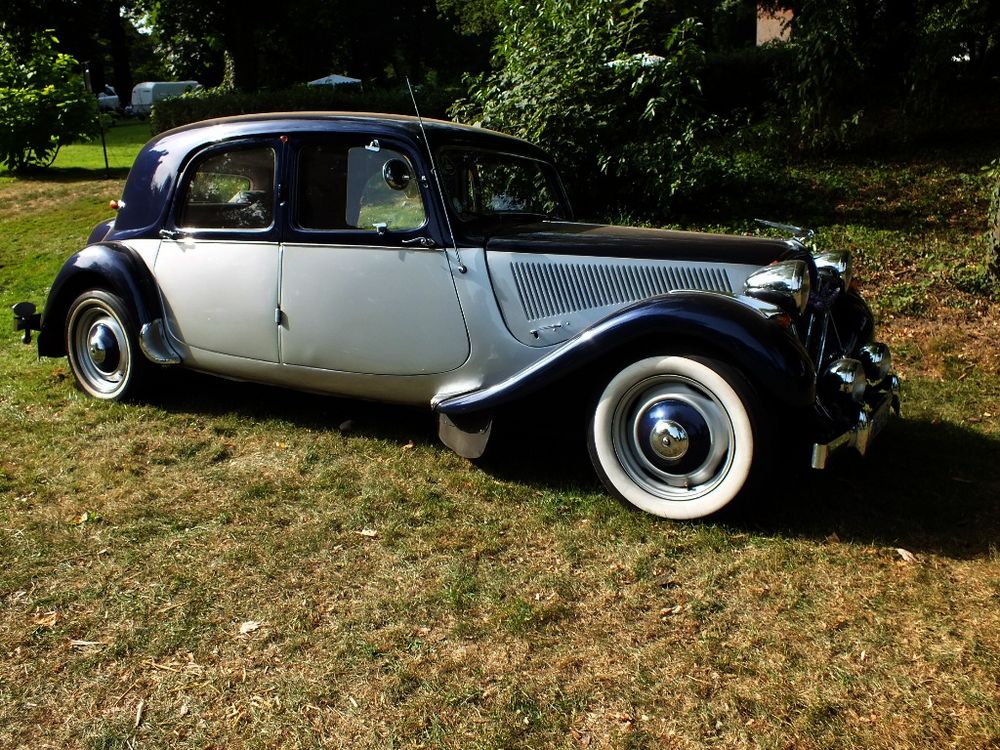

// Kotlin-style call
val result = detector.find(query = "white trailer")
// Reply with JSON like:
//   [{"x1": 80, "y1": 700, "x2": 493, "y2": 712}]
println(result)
[{"x1": 130, "y1": 81, "x2": 201, "y2": 117}]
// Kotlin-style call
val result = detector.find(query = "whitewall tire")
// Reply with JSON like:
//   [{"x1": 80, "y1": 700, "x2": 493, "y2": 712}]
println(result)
[
  {"x1": 66, "y1": 289, "x2": 146, "y2": 401},
  {"x1": 588, "y1": 355, "x2": 767, "y2": 520}
]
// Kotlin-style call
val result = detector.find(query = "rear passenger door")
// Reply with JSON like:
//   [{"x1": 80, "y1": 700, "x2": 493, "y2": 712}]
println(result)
[{"x1": 155, "y1": 140, "x2": 283, "y2": 362}]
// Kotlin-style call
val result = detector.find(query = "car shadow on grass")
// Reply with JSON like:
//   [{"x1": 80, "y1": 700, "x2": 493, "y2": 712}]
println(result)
[
  {"x1": 747, "y1": 419, "x2": 1000, "y2": 560},
  {"x1": 152, "y1": 369, "x2": 439, "y2": 445},
  {"x1": 150, "y1": 372, "x2": 998, "y2": 560},
  {"x1": 487, "y1": 416, "x2": 1000, "y2": 561}
]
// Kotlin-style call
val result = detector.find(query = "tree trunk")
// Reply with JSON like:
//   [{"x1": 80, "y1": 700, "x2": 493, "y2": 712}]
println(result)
[
  {"x1": 103, "y1": 3, "x2": 133, "y2": 105},
  {"x1": 223, "y1": 0, "x2": 260, "y2": 91}
]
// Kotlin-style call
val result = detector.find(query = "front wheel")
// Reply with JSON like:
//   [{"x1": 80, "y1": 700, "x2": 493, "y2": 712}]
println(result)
[
  {"x1": 588, "y1": 355, "x2": 770, "y2": 520},
  {"x1": 66, "y1": 289, "x2": 146, "y2": 401}
]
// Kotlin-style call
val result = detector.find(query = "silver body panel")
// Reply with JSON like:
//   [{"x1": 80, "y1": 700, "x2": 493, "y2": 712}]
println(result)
[
  {"x1": 278, "y1": 243, "x2": 469, "y2": 375},
  {"x1": 135, "y1": 237, "x2": 765, "y2": 407},
  {"x1": 156, "y1": 238, "x2": 280, "y2": 362},
  {"x1": 487, "y1": 252, "x2": 758, "y2": 346}
]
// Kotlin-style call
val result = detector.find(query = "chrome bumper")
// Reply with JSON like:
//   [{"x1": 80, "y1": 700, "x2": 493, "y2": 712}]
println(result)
[{"x1": 811, "y1": 375, "x2": 901, "y2": 470}]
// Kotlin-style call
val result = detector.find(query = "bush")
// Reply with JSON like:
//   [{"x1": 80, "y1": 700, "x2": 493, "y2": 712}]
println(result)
[
  {"x1": 0, "y1": 32, "x2": 97, "y2": 172},
  {"x1": 150, "y1": 83, "x2": 464, "y2": 134},
  {"x1": 451, "y1": 0, "x2": 713, "y2": 221}
]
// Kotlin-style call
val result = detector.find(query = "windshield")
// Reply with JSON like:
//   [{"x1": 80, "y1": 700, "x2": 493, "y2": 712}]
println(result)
[{"x1": 437, "y1": 148, "x2": 569, "y2": 227}]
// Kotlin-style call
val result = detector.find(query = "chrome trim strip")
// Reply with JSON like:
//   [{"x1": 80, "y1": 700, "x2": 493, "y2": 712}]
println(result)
[{"x1": 139, "y1": 319, "x2": 182, "y2": 365}]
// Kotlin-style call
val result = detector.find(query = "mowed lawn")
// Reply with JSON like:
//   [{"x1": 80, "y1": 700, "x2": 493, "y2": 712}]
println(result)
[{"x1": 0, "y1": 125, "x2": 998, "y2": 750}]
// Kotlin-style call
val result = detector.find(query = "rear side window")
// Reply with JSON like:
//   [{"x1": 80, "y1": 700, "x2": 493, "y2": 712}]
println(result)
[
  {"x1": 296, "y1": 143, "x2": 425, "y2": 232},
  {"x1": 178, "y1": 146, "x2": 276, "y2": 230}
]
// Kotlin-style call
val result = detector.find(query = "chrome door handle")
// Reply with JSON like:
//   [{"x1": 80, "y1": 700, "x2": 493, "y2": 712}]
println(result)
[{"x1": 401, "y1": 236, "x2": 436, "y2": 248}]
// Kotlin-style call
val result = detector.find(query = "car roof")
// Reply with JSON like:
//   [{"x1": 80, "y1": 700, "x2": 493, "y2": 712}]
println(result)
[{"x1": 113, "y1": 112, "x2": 555, "y2": 239}]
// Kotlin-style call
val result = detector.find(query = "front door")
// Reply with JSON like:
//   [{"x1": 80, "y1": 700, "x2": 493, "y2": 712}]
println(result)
[{"x1": 279, "y1": 136, "x2": 469, "y2": 375}]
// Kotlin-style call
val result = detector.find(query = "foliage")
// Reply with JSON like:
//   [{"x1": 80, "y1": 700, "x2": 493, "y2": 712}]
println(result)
[
  {"x1": 0, "y1": 31, "x2": 97, "y2": 172},
  {"x1": 769, "y1": 0, "x2": 1000, "y2": 149},
  {"x1": 149, "y1": 83, "x2": 463, "y2": 134},
  {"x1": 138, "y1": 0, "x2": 492, "y2": 91},
  {"x1": 452, "y1": 0, "x2": 714, "y2": 219}
]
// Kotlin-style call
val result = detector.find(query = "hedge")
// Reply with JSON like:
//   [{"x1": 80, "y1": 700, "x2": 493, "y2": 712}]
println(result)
[{"x1": 150, "y1": 84, "x2": 465, "y2": 134}]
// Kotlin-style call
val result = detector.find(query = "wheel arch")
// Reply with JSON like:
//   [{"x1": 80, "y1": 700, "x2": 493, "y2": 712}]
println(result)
[
  {"x1": 38, "y1": 243, "x2": 162, "y2": 358},
  {"x1": 436, "y1": 292, "x2": 817, "y2": 419}
]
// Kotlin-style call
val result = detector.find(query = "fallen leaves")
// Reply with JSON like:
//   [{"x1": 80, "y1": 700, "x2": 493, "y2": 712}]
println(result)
[
  {"x1": 239, "y1": 620, "x2": 262, "y2": 635},
  {"x1": 69, "y1": 511, "x2": 101, "y2": 525},
  {"x1": 32, "y1": 610, "x2": 59, "y2": 628},
  {"x1": 69, "y1": 639, "x2": 103, "y2": 650}
]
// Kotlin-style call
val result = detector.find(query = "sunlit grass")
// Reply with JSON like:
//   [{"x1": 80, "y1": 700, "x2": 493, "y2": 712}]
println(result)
[{"x1": 0, "y1": 136, "x2": 998, "y2": 749}]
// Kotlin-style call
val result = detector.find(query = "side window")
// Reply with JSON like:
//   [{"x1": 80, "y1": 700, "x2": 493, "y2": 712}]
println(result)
[
  {"x1": 296, "y1": 143, "x2": 426, "y2": 233},
  {"x1": 178, "y1": 146, "x2": 275, "y2": 230}
]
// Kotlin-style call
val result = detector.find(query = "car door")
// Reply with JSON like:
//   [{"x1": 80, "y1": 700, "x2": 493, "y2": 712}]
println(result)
[
  {"x1": 155, "y1": 140, "x2": 282, "y2": 362},
  {"x1": 279, "y1": 135, "x2": 469, "y2": 375}
]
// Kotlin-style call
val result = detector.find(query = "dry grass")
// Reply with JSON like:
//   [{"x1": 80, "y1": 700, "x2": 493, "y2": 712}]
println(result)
[{"x1": 1, "y1": 140, "x2": 998, "y2": 750}]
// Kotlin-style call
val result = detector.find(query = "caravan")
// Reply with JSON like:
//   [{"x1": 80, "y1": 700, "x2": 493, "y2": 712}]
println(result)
[{"x1": 129, "y1": 81, "x2": 200, "y2": 117}]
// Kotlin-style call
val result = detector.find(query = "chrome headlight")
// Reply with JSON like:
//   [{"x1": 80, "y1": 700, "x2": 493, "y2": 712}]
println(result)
[
  {"x1": 813, "y1": 250, "x2": 853, "y2": 288},
  {"x1": 859, "y1": 342, "x2": 891, "y2": 383},
  {"x1": 823, "y1": 357, "x2": 867, "y2": 404},
  {"x1": 744, "y1": 260, "x2": 810, "y2": 315}
]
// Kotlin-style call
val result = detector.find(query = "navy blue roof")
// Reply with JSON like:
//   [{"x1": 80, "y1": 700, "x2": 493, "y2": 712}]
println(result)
[{"x1": 112, "y1": 112, "x2": 552, "y2": 240}]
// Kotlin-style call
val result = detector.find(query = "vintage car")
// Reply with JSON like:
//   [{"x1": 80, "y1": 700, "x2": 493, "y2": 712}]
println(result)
[{"x1": 13, "y1": 112, "x2": 899, "y2": 519}]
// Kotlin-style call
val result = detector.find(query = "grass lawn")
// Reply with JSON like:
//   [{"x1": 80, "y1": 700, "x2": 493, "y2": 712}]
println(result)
[{"x1": 0, "y1": 129, "x2": 998, "y2": 750}]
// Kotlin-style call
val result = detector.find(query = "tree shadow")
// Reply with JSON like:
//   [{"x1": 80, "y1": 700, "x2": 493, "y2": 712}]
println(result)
[
  {"x1": 147, "y1": 371, "x2": 998, "y2": 560},
  {"x1": 16, "y1": 166, "x2": 133, "y2": 181}
]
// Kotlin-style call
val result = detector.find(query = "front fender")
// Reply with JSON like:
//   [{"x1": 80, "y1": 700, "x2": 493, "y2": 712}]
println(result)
[
  {"x1": 437, "y1": 292, "x2": 817, "y2": 416},
  {"x1": 37, "y1": 242, "x2": 161, "y2": 358}
]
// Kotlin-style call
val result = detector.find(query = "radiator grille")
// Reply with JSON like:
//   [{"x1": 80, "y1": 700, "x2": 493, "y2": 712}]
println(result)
[{"x1": 511, "y1": 261, "x2": 733, "y2": 321}]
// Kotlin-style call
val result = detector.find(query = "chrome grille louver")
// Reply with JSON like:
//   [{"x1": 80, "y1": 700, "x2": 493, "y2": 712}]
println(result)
[{"x1": 511, "y1": 260, "x2": 733, "y2": 321}]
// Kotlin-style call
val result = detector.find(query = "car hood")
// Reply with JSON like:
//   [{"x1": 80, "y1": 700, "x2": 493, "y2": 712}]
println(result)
[{"x1": 483, "y1": 221, "x2": 798, "y2": 266}]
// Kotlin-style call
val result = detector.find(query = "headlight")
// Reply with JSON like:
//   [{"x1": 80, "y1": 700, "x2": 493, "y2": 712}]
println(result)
[
  {"x1": 744, "y1": 260, "x2": 810, "y2": 315},
  {"x1": 859, "y1": 342, "x2": 891, "y2": 382},
  {"x1": 813, "y1": 250, "x2": 853, "y2": 288},
  {"x1": 823, "y1": 357, "x2": 867, "y2": 404}
]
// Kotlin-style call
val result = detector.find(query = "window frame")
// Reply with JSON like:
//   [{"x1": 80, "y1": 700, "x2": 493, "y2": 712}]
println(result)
[
  {"x1": 167, "y1": 138, "x2": 283, "y2": 241},
  {"x1": 286, "y1": 133, "x2": 434, "y2": 247}
]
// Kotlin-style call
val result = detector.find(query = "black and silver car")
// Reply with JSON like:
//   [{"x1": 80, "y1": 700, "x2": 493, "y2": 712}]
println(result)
[{"x1": 14, "y1": 113, "x2": 899, "y2": 519}]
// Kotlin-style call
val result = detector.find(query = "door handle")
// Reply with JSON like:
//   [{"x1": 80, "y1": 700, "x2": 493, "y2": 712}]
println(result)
[{"x1": 401, "y1": 236, "x2": 436, "y2": 249}]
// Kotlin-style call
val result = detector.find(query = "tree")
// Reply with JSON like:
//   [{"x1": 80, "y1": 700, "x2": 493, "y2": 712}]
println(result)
[
  {"x1": 452, "y1": 0, "x2": 711, "y2": 218},
  {"x1": 0, "y1": 30, "x2": 97, "y2": 172},
  {"x1": 758, "y1": 0, "x2": 1000, "y2": 146},
  {"x1": 0, "y1": 1, "x2": 161, "y2": 109}
]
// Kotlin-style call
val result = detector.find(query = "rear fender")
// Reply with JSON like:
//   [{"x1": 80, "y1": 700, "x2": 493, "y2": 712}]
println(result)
[
  {"x1": 37, "y1": 242, "x2": 162, "y2": 358},
  {"x1": 436, "y1": 292, "x2": 817, "y2": 416}
]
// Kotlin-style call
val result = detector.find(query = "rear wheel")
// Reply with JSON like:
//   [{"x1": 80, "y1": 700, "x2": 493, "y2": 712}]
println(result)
[
  {"x1": 588, "y1": 355, "x2": 769, "y2": 520},
  {"x1": 66, "y1": 289, "x2": 146, "y2": 401}
]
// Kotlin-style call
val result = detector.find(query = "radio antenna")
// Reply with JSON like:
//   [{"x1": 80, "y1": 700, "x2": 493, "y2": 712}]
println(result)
[{"x1": 406, "y1": 77, "x2": 466, "y2": 273}]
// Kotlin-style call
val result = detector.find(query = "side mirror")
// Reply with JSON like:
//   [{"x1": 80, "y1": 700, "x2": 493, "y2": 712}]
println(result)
[{"x1": 383, "y1": 158, "x2": 411, "y2": 191}]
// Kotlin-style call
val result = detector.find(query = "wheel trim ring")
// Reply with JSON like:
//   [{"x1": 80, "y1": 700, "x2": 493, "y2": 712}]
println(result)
[
  {"x1": 70, "y1": 304, "x2": 131, "y2": 396},
  {"x1": 613, "y1": 375, "x2": 737, "y2": 502}
]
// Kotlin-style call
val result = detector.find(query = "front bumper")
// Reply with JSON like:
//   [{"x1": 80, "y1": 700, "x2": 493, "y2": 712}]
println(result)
[{"x1": 811, "y1": 374, "x2": 901, "y2": 469}]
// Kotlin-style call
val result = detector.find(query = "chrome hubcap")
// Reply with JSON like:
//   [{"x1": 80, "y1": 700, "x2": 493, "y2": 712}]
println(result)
[
  {"x1": 613, "y1": 375, "x2": 735, "y2": 500},
  {"x1": 649, "y1": 419, "x2": 689, "y2": 461},
  {"x1": 87, "y1": 324, "x2": 119, "y2": 371},
  {"x1": 71, "y1": 302, "x2": 130, "y2": 396}
]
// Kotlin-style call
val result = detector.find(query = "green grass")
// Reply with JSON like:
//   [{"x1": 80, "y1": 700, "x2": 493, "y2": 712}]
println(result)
[
  {"x1": 1, "y1": 134, "x2": 999, "y2": 750},
  {"x1": 51, "y1": 121, "x2": 152, "y2": 173}
]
